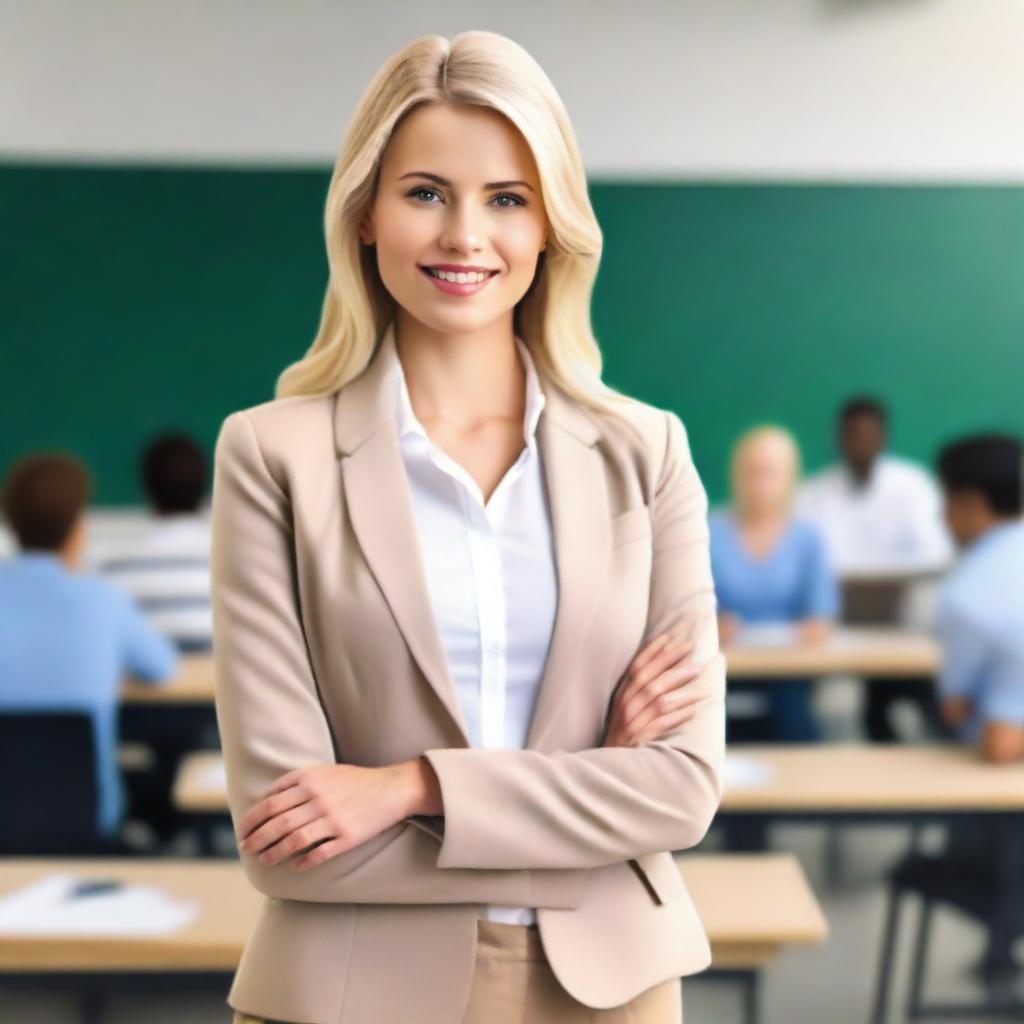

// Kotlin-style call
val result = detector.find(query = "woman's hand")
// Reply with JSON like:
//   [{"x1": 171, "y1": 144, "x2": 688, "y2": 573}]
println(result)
[
  {"x1": 602, "y1": 631, "x2": 702, "y2": 747},
  {"x1": 237, "y1": 762, "x2": 414, "y2": 872}
]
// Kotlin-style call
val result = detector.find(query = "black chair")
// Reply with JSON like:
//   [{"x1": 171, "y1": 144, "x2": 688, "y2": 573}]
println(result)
[
  {"x1": 871, "y1": 819, "x2": 1024, "y2": 1022},
  {"x1": 0, "y1": 710, "x2": 132, "y2": 856}
]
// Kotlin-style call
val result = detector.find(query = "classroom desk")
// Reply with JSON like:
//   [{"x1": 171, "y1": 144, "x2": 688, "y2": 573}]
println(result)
[
  {"x1": 723, "y1": 626, "x2": 940, "y2": 679},
  {"x1": 178, "y1": 743, "x2": 1024, "y2": 819},
  {"x1": 0, "y1": 853, "x2": 826, "y2": 1024},
  {"x1": 720, "y1": 743, "x2": 1024, "y2": 812},
  {"x1": 173, "y1": 750, "x2": 225, "y2": 815},
  {"x1": 122, "y1": 654, "x2": 214, "y2": 705}
]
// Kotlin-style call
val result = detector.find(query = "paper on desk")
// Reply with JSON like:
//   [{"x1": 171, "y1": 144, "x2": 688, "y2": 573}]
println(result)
[
  {"x1": 0, "y1": 873, "x2": 199, "y2": 936},
  {"x1": 199, "y1": 759, "x2": 227, "y2": 789},
  {"x1": 722, "y1": 754, "x2": 775, "y2": 790},
  {"x1": 728, "y1": 622, "x2": 800, "y2": 648}
]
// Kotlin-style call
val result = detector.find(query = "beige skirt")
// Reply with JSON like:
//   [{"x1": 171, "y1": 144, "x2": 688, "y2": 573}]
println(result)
[{"x1": 234, "y1": 917, "x2": 682, "y2": 1024}]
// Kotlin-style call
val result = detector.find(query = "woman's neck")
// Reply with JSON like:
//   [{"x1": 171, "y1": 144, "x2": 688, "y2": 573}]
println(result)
[{"x1": 393, "y1": 313, "x2": 524, "y2": 432}]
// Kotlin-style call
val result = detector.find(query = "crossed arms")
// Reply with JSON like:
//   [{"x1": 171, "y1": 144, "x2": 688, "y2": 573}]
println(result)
[{"x1": 210, "y1": 407, "x2": 724, "y2": 904}]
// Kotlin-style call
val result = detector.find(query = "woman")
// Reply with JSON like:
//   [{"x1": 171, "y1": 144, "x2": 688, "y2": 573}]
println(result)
[
  {"x1": 710, "y1": 425, "x2": 839, "y2": 743},
  {"x1": 214, "y1": 31, "x2": 725, "y2": 1024}
]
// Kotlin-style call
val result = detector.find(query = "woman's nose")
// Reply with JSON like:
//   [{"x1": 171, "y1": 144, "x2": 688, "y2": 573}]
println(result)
[{"x1": 438, "y1": 201, "x2": 486, "y2": 253}]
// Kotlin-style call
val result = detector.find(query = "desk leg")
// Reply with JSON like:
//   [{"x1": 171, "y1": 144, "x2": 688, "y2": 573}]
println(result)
[
  {"x1": 80, "y1": 988, "x2": 104, "y2": 1024},
  {"x1": 742, "y1": 970, "x2": 760, "y2": 1024},
  {"x1": 870, "y1": 883, "x2": 902, "y2": 1024}
]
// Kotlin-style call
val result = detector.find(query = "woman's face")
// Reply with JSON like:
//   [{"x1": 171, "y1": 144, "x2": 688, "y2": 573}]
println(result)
[
  {"x1": 733, "y1": 434, "x2": 797, "y2": 517},
  {"x1": 361, "y1": 102, "x2": 548, "y2": 335}
]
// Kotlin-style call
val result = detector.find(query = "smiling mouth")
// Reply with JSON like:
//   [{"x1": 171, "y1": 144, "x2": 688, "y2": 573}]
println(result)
[{"x1": 418, "y1": 266, "x2": 499, "y2": 283}]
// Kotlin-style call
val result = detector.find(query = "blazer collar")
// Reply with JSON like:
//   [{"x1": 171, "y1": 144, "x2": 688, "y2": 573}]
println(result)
[{"x1": 333, "y1": 319, "x2": 609, "y2": 751}]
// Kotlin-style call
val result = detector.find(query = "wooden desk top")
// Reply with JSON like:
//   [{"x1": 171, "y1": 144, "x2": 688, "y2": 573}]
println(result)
[
  {"x1": 0, "y1": 859, "x2": 254, "y2": 970},
  {"x1": 173, "y1": 750, "x2": 225, "y2": 812},
  {"x1": 723, "y1": 626, "x2": 940, "y2": 678},
  {"x1": 179, "y1": 742, "x2": 1024, "y2": 819},
  {"x1": 721, "y1": 743, "x2": 1024, "y2": 812},
  {"x1": 674, "y1": 853, "x2": 827, "y2": 967},
  {"x1": 0, "y1": 853, "x2": 825, "y2": 971},
  {"x1": 122, "y1": 655, "x2": 214, "y2": 705}
]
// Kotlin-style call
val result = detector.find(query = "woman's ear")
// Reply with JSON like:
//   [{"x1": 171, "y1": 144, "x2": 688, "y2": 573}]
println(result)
[{"x1": 359, "y1": 216, "x2": 375, "y2": 246}]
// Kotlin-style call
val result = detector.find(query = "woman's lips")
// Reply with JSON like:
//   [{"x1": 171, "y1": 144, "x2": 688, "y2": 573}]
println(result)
[{"x1": 419, "y1": 266, "x2": 498, "y2": 297}]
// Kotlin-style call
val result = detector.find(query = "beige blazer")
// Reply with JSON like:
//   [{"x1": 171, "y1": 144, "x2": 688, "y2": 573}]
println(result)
[{"x1": 211, "y1": 320, "x2": 726, "y2": 1024}]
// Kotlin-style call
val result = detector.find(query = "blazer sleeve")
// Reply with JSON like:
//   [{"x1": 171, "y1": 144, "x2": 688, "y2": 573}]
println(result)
[
  {"x1": 210, "y1": 409, "x2": 587, "y2": 907},
  {"x1": 420, "y1": 409, "x2": 726, "y2": 870}
]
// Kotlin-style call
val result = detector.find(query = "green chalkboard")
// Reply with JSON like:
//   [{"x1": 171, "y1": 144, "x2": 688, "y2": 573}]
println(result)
[{"x1": 2, "y1": 165, "x2": 1022, "y2": 504}]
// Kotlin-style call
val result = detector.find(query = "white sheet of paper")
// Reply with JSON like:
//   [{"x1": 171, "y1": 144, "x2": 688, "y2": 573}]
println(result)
[
  {"x1": 722, "y1": 754, "x2": 775, "y2": 790},
  {"x1": 199, "y1": 760, "x2": 227, "y2": 790},
  {"x1": 0, "y1": 873, "x2": 199, "y2": 936},
  {"x1": 729, "y1": 622, "x2": 800, "y2": 648}
]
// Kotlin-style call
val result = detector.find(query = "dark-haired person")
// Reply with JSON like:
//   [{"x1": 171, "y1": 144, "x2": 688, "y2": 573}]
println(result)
[
  {"x1": 795, "y1": 396, "x2": 953, "y2": 576},
  {"x1": 795, "y1": 396, "x2": 954, "y2": 742},
  {"x1": 934, "y1": 433, "x2": 1024, "y2": 762},
  {"x1": 933, "y1": 433, "x2": 1024, "y2": 985},
  {"x1": 88, "y1": 432, "x2": 212, "y2": 651},
  {"x1": 0, "y1": 453, "x2": 178, "y2": 840}
]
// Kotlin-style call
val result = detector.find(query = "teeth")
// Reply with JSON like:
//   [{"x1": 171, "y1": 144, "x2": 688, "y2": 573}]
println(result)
[{"x1": 428, "y1": 268, "x2": 491, "y2": 284}]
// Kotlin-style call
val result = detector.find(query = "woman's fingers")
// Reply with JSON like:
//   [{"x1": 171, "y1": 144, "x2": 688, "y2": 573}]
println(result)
[
  {"x1": 620, "y1": 660, "x2": 701, "y2": 727},
  {"x1": 625, "y1": 686, "x2": 702, "y2": 740},
  {"x1": 239, "y1": 791, "x2": 320, "y2": 854},
  {"x1": 237, "y1": 779, "x2": 312, "y2": 841},
  {"x1": 291, "y1": 836, "x2": 350, "y2": 872},
  {"x1": 629, "y1": 631, "x2": 673, "y2": 674},
  {"x1": 619, "y1": 636, "x2": 695, "y2": 705},
  {"x1": 256, "y1": 814, "x2": 336, "y2": 867}
]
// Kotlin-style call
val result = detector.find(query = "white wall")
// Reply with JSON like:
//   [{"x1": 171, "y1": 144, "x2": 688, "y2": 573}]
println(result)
[{"x1": 1, "y1": 0, "x2": 1021, "y2": 179}]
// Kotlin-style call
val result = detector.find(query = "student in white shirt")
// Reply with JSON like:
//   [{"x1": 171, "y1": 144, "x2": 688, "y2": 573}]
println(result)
[
  {"x1": 795, "y1": 396, "x2": 954, "y2": 742},
  {"x1": 795, "y1": 396, "x2": 953, "y2": 576},
  {"x1": 90, "y1": 433, "x2": 212, "y2": 651}
]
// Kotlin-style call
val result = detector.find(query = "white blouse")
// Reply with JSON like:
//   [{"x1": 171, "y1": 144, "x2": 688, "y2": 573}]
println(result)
[{"x1": 388, "y1": 335, "x2": 558, "y2": 926}]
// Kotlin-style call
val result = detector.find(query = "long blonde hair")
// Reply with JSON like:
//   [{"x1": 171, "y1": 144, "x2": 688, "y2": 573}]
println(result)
[{"x1": 275, "y1": 30, "x2": 643, "y2": 429}]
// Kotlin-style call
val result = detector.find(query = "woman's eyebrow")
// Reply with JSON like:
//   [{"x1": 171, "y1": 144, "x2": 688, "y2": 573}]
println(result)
[{"x1": 399, "y1": 170, "x2": 534, "y2": 193}]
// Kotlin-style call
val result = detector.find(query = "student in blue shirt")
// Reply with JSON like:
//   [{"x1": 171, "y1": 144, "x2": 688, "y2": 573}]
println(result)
[
  {"x1": 935, "y1": 433, "x2": 1024, "y2": 761},
  {"x1": 932, "y1": 433, "x2": 1024, "y2": 984},
  {"x1": 0, "y1": 453, "x2": 178, "y2": 839},
  {"x1": 710, "y1": 425, "x2": 840, "y2": 742}
]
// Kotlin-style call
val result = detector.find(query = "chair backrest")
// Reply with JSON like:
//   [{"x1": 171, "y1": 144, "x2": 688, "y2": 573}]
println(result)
[{"x1": 0, "y1": 710, "x2": 102, "y2": 854}]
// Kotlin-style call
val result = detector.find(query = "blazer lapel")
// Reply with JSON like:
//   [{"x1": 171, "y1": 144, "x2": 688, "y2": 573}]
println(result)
[
  {"x1": 333, "y1": 321, "x2": 611, "y2": 753},
  {"x1": 525, "y1": 383, "x2": 610, "y2": 751}
]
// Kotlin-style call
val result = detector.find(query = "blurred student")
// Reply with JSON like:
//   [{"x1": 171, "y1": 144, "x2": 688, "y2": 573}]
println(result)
[
  {"x1": 935, "y1": 433, "x2": 1024, "y2": 761},
  {"x1": 796, "y1": 396, "x2": 953, "y2": 742},
  {"x1": 711, "y1": 425, "x2": 839, "y2": 742},
  {"x1": 795, "y1": 396, "x2": 953, "y2": 575},
  {"x1": 0, "y1": 453, "x2": 178, "y2": 839},
  {"x1": 89, "y1": 432, "x2": 212, "y2": 651},
  {"x1": 933, "y1": 433, "x2": 1024, "y2": 983}
]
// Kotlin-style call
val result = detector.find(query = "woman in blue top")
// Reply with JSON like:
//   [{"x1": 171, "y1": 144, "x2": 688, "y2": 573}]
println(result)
[{"x1": 710, "y1": 425, "x2": 839, "y2": 742}]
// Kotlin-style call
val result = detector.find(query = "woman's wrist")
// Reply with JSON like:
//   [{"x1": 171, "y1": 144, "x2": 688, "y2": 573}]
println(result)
[{"x1": 394, "y1": 755, "x2": 444, "y2": 817}]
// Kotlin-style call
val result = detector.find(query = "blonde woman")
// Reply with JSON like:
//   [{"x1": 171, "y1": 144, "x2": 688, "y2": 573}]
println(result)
[
  {"x1": 710, "y1": 425, "x2": 839, "y2": 743},
  {"x1": 215, "y1": 31, "x2": 724, "y2": 1024}
]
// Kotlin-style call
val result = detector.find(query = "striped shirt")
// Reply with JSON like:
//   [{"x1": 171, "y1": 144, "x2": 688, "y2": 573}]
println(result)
[{"x1": 87, "y1": 513, "x2": 212, "y2": 651}]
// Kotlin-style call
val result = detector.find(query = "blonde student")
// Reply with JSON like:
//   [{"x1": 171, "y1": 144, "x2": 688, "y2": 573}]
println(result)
[{"x1": 213, "y1": 30, "x2": 724, "y2": 1024}]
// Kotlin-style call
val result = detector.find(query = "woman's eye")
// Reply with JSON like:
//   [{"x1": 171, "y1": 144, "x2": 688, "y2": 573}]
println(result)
[
  {"x1": 491, "y1": 192, "x2": 526, "y2": 208},
  {"x1": 406, "y1": 187, "x2": 525, "y2": 209}
]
